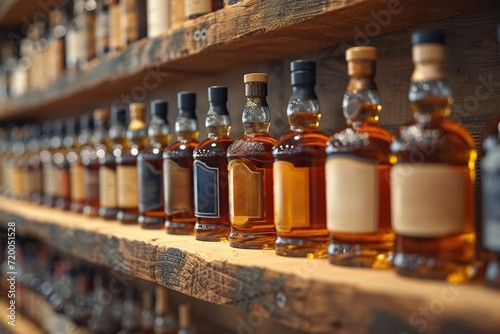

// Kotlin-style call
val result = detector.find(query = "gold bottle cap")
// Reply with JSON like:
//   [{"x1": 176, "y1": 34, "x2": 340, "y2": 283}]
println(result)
[
  {"x1": 346, "y1": 46, "x2": 377, "y2": 61},
  {"x1": 346, "y1": 47, "x2": 376, "y2": 77},
  {"x1": 179, "y1": 303, "x2": 193, "y2": 328},
  {"x1": 93, "y1": 108, "x2": 109, "y2": 119},
  {"x1": 244, "y1": 73, "x2": 268, "y2": 83},
  {"x1": 411, "y1": 44, "x2": 446, "y2": 82},
  {"x1": 128, "y1": 103, "x2": 147, "y2": 131}
]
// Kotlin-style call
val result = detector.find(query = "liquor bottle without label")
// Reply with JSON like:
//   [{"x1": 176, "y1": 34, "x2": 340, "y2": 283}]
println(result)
[
  {"x1": 273, "y1": 60, "x2": 328, "y2": 258},
  {"x1": 83, "y1": 109, "x2": 110, "y2": 217},
  {"x1": 193, "y1": 91, "x2": 233, "y2": 241},
  {"x1": 120, "y1": 0, "x2": 147, "y2": 47},
  {"x1": 116, "y1": 103, "x2": 148, "y2": 224},
  {"x1": 178, "y1": 304, "x2": 197, "y2": 334},
  {"x1": 53, "y1": 120, "x2": 71, "y2": 210},
  {"x1": 138, "y1": 100, "x2": 171, "y2": 229},
  {"x1": 391, "y1": 30, "x2": 477, "y2": 282},
  {"x1": 99, "y1": 106, "x2": 128, "y2": 219},
  {"x1": 154, "y1": 286, "x2": 178, "y2": 334},
  {"x1": 163, "y1": 92, "x2": 199, "y2": 235},
  {"x1": 326, "y1": 47, "x2": 394, "y2": 268},
  {"x1": 227, "y1": 76, "x2": 276, "y2": 249}
]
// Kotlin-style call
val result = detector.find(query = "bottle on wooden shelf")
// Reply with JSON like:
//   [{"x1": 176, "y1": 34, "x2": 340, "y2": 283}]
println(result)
[
  {"x1": 120, "y1": 0, "x2": 148, "y2": 47},
  {"x1": 185, "y1": 0, "x2": 222, "y2": 20},
  {"x1": 116, "y1": 102, "x2": 148, "y2": 224},
  {"x1": 138, "y1": 100, "x2": 171, "y2": 229},
  {"x1": 82, "y1": 0, "x2": 97, "y2": 64},
  {"x1": 178, "y1": 304, "x2": 197, "y2": 334},
  {"x1": 391, "y1": 30, "x2": 477, "y2": 283},
  {"x1": 141, "y1": 290, "x2": 155, "y2": 334},
  {"x1": 65, "y1": 0, "x2": 79, "y2": 69},
  {"x1": 147, "y1": 0, "x2": 169, "y2": 38},
  {"x1": 326, "y1": 47, "x2": 395, "y2": 268},
  {"x1": 193, "y1": 90, "x2": 233, "y2": 241},
  {"x1": 41, "y1": 121, "x2": 60, "y2": 206},
  {"x1": 26, "y1": 124, "x2": 44, "y2": 204},
  {"x1": 154, "y1": 286, "x2": 178, "y2": 334},
  {"x1": 47, "y1": 5, "x2": 69, "y2": 83},
  {"x1": 16, "y1": 125, "x2": 32, "y2": 201},
  {"x1": 169, "y1": 0, "x2": 185, "y2": 28},
  {"x1": 108, "y1": 0, "x2": 122, "y2": 53},
  {"x1": 53, "y1": 120, "x2": 71, "y2": 210},
  {"x1": 227, "y1": 76, "x2": 277, "y2": 250},
  {"x1": 95, "y1": 0, "x2": 111, "y2": 58},
  {"x1": 273, "y1": 60, "x2": 328, "y2": 258},
  {"x1": 163, "y1": 92, "x2": 199, "y2": 235}
]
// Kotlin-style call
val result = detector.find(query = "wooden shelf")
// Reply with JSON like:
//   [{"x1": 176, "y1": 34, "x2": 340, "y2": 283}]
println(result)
[
  {"x1": 0, "y1": 0, "x2": 497, "y2": 121},
  {"x1": 0, "y1": 198, "x2": 499, "y2": 334},
  {"x1": 0, "y1": 299, "x2": 44, "y2": 334},
  {"x1": 0, "y1": 0, "x2": 42, "y2": 28}
]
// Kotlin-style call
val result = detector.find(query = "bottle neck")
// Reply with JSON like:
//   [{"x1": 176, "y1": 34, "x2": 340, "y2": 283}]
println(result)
[
  {"x1": 243, "y1": 82, "x2": 270, "y2": 135},
  {"x1": 343, "y1": 74, "x2": 381, "y2": 125},
  {"x1": 175, "y1": 117, "x2": 199, "y2": 142},
  {"x1": 148, "y1": 118, "x2": 170, "y2": 146},
  {"x1": 287, "y1": 83, "x2": 320, "y2": 130},
  {"x1": 206, "y1": 107, "x2": 231, "y2": 138}
]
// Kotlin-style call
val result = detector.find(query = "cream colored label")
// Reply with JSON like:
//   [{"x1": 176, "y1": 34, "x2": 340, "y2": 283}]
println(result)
[
  {"x1": 273, "y1": 161, "x2": 309, "y2": 232},
  {"x1": 229, "y1": 160, "x2": 263, "y2": 227},
  {"x1": 147, "y1": 0, "x2": 169, "y2": 38},
  {"x1": 326, "y1": 157, "x2": 378, "y2": 233},
  {"x1": 164, "y1": 159, "x2": 192, "y2": 215},
  {"x1": 99, "y1": 166, "x2": 117, "y2": 208},
  {"x1": 109, "y1": 3, "x2": 121, "y2": 49},
  {"x1": 185, "y1": 0, "x2": 211, "y2": 17},
  {"x1": 12, "y1": 168, "x2": 23, "y2": 194},
  {"x1": 43, "y1": 164, "x2": 56, "y2": 196},
  {"x1": 70, "y1": 165, "x2": 85, "y2": 201},
  {"x1": 122, "y1": 0, "x2": 139, "y2": 44},
  {"x1": 391, "y1": 164, "x2": 466, "y2": 237},
  {"x1": 116, "y1": 165, "x2": 138, "y2": 208}
]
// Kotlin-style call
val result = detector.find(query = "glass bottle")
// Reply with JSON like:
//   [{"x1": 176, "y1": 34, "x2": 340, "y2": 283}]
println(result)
[
  {"x1": 95, "y1": 0, "x2": 110, "y2": 58},
  {"x1": 116, "y1": 102, "x2": 148, "y2": 224},
  {"x1": 120, "y1": 0, "x2": 147, "y2": 47},
  {"x1": 65, "y1": 0, "x2": 80, "y2": 70},
  {"x1": 147, "y1": 0, "x2": 169, "y2": 38},
  {"x1": 193, "y1": 91, "x2": 233, "y2": 241},
  {"x1": 163, "y1": 93, "x2": 199, "y2": 235},
  {"x1": 11, "y1": 125, "x2": 28, "y2": 200},
  {"x1": 273, "y1": 60, "x2": 329, "y2": 258},
  {"x1": 154, "y1": 286, "x2": 177, "y2": 334},
  {"x1": 41, "y1": 121, "x2": 58, "y2": 206},
  {"x1": 108, "y1": 0, "x2": 121, "y2": 53},
  {"x1": 48, "y1": 5, "x2": 69, "y2": 83},
  {"x1": 53, "y1": 120, "x2": 72, "y2": 210},
  {"x1": 177, "y1": 304, "x2": 197, "y2": 334},
  {"x1": 141, "y1": 291, "x2": 155, "y2": 334},
  {"x1": 138, "y1": 100, "x2": 171, "y2": 229},
  {"x1": 82, "y1": 0, "x2": 97, "y2": 64},
  {"x1": 227, "y1": 77, "x2": 276, "y2": 249},
  {"x1": 83, "y1": 108, "x2": 109, "y2": 217},
  {"x1": 391, "y1": 30, "x2": 476, "y2": 283},
  {"x1": 27, "y1": 124, "x2": 44, "y2": 205},
  {"x1": 326, "y1": 47, "x2": 394, "y2": 268},
  {"x1": 99, "y1": 106, "x2": 128, "y2": 219},
  {"x1": 185, "y1": 0, "x2": 222, "y2": 20}
]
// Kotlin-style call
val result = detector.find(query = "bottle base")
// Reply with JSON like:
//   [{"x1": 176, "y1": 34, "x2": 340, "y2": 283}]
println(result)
[
  {"x1": 328, "y1": 242, "x2": 394, "y2": 269},
  {"x1": 83, "y1": 205, "x2": 99, "y2": 217},
  {"x1": 166, "y1": 221, "x2": 195, "y2": 235},
  {"x1": 54, "y1": 198, "x2": 70, "y2": 211},
  {"x1": 139, "y1": 215, "x2": 165, "y2": 229},
  {"x1": 99, "y1": 207, "x2": 117, "y2": 220},
  {"x1": 117, "y1": 211, "x2": 138, "y2": 224},
  {"x1": 195, "y1": 223, "x2": 229, "y2": 242},
  {"x1": 394, "y1": 253, "x2": 478, "y2": 283},
  {"x1": 275, "y1": 236, "x2": 327, "y2": 258},
  {"x1": 229, "y1": 232, "x2": 275, "y2": 250}
]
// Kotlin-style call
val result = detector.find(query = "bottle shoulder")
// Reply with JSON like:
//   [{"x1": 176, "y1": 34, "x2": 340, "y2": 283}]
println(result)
[
  {"x1": 274, "y1": 128, "x2": 328, "y2": 156},
  {"x1": 227, "y1": 133, "x2": 276, "y2": 157},
  {"x1": 164, "y1": 140, "x2": 198, "y2": 159},
  {"x1": 194, "y1": 136, "x2": 233, "y2": 157}
]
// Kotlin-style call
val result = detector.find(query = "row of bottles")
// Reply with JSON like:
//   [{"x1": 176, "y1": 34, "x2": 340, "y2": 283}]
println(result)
[
  {"x1": 0, "y1": 30, "x2": 498, "y2": 286},
  {"x1": 0, "y1": 0, "x2": 244, "y2": 99}
]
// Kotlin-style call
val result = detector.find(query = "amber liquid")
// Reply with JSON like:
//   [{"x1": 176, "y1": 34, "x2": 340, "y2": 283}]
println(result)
[
  {"x1": 394, "y1": 97, "x2": 476, "y2": 283},
  {"x1": 69, "y1": 153, "x2": 85, "y2": 213},
  {"x1": 164, "y1": 136, "x2": 198, "y2": 235},
  {"x1": 83, "y1": 155, "x2": 100, "y2": 217},
  {"x1": 193, "y1": 126, "x2": 233, "y2": 241},
  {"x1": 274, "y1": 113, "x2": 329, "y2": 258},
  {"x1": 327, "y1": 105, "x2": 395, "y2": 268},
  {"x1": 28, "y1": 152, "x2": 43, "y2": 204},
  {"x1": 227, "y1": 122, "x2": 276, "y2": 249},
  {"x1": 99, "y1": 158, "x2": 118, "y2": 219},
  {"x1": 117, "y1": 149, "x2": 140, "y2": 224}
]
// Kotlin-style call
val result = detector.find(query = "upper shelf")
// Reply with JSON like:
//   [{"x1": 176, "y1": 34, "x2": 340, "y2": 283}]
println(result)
[
  {"x1": 0, "y1": 0, "x2": 41, "y2": 28},
  {"x1": 0, "y1": 198, "x2": 499, "y2": 334},
  {"x1": 0, "y1": 0, "x2": 497, "y2": 121}
]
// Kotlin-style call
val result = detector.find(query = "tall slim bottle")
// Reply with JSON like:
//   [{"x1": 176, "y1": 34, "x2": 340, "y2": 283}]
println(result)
[
  {"x1": 193, "y1": 91, "x2": 233, "y2": 241},
  {"x1": 138, "y1": 100, "x2": 171, "y2": 229},
  {"x1": 227, "y1": 77, "x2": 276, "y2": 249},
  {"x1": 177, "y1": 304, "x2": 196, "y2": 334},
  {"x1": 99, "y1": 106, "x2": 128, "y2": 219},
  {"x1": 26, "y1": 124, "x2": 44, "y2": 204},
  {"x1": 116, "y1": 103, "x2": 148, "y2": 224},
  {"x1": 273, "y1": 60, "x2": 329, "y2": 258},
  {"x1": 41, "y1": 121, "x2": 59, "y2": 206},
  {"x1": 154, "y1": 286, "x2": 178, "y2": 334},
  {"x1": 53, "y1": 120, "x2": 71, "y2": 210},
  {"x1": 163, "y1": 93, "x2": 199, "y2": 235},
  {"x1": 62, "y1": 118, "x2": 80, "y2": 209},
  {"x1": 391, "y1": 31, "x2": 476, "y2": 282},
  {"x1": 326, "y1": 47, "x2": 394, "y2": 268}
]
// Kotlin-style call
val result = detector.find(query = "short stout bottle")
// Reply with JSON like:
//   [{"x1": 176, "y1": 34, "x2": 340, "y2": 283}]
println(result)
[
  {"x1": 154, "y1": 286, "x2": 178, "y2": 334},
  {"x1": 163, "y1": 93, "x2": 199, "y2": 235},
  {"x1": 83, "y1": 109, "x2": 110, "y2": 217},
  {"x1": 193, "y1": 92, "x2": 233, "y2": 241},
  {"x1": 95, "y1": 0, "x2": 110, "y2": 57},
  {"x1": 100, "y1": 107, "x2": 128, "y2": 219},
  {"x1": 116, "y1": 103, "x2": 148, "y2": 224},
  {"x1": 53, "y1": 120, "x2": 71, "y2": 210},
  {"x1": 326, "y1": 47, "x2": 394, "y2": 268},
  {"x1": 273, "y1": 61, "x2": 329, "y2": 258},
  {"x1": 177, "y1": 304, "x2": 196, "y2": 334},
  {"x1": 391, "y1": 31, "x2": 477, "y2": 282},
  {"x1": 227, "y1": 77, "x2": 276, "y2": 249},
  {"x1": 138, "y1": 100, "x2": 171, "y2": 228},
  {"x1": 120, "y1": 0, "x2": 147, "y2": 47}
]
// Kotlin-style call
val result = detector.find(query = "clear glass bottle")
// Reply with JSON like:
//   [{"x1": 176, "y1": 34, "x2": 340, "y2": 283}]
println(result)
[
  {"x1": 227, "y1": 77, "x2": 277, "y2": 249},
  {"x1": 163, "y1": 93, "x2": 199, "y2": 235},
  {"x1": 177, "y1": 304, "x2": 197, "y2": 334},
  {"x1": 391, "y1": 30, "x2": 477, "y2": 283},
  {"x1": 326, "y1": 47, "x2": 394, "y2": 268},
  {"x1": 193, "y1": 91, "x2": 233, "y2": 241},
  {"x1": 138, "y1": 100, "x2": 171, "y2": 229},
  {"x1": 99, "y1": 106, "x2": 128, "y2": 219},
  {"x1": 273, "y1": 60, "x2": 329, "y2": 258},
  {"x1": 53, "y1": 120, "x2": 71, "y2": 210},
  {"x1": 116, "y1": 102, "x2": 148, "y2": 224},
  {"x1": 154, "y1": 286, "x2": 178, "y2": 334}
]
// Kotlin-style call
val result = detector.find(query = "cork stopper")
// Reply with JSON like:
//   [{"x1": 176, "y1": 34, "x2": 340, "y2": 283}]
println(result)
[
  {"x1": 346, "y1": 46, "x2": 376, "y2": 77},
  {"x1": 244, "y1": 73, "x2": 268, "y2": 83},
  {"x1": 128, "y1": 103, "x2": 147, "y2": 131},
  {"x1": 179, "y1": 303, "x2": 193, "y2": 328},
  {"x1": 155, "y1": 285, "x2": 171, "y2": 315},
  {"x1": 411, "y1": 30, "x2": 447, "y2": 82},
  {"x1": 93, "y1": 108, "x2": 110, "y2": 119},
  {"x1": 346, "y1": 46, "x2": 377, "y2": 62}
]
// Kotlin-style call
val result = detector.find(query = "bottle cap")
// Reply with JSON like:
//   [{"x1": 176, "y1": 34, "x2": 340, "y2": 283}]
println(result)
[
  {"x1": 130, "y1": 103, "x2": 146, "y2": 120},
  {"x1": 208, "y1": 86, "x2": 228, "y2": 102},
  {"x1": 151, "y1": 100, "x2": 168, "y2": 121},
  {"x1": 244, "y1": 73, "x2": 268, "y2": 83},
  {"x1": 290, "y1": 60, "x2": 316, "y2": 72},
  {"x1": 93, "y1": 108, "x2": 110, "y2": 120},
  {"x1": 178, "y1": 92, "x2": 197, "y2": 119},
  {"x1": 179, "y1": 303, "x2": 193, "y2": 328},
  {"x1": 80, "y1": 113, "x2": 95, "y2": 131},
  {"x1": 111, "y1": 106, "x2": 128, "y2": 125},
  {"x1": 411, "y1": 30, "x2": 446, "y2": 46},
  {"x1": 346, "y1": 46, "x2": 377, "y2": 61},
  {"x1": 65, "y1": 118, "x2": 79, "y2": 135}
]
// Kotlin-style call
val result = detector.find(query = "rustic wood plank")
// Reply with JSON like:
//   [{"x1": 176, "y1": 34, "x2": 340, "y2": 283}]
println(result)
[
  {"x1": 0, "y1": 198, "x2": 499, "y2": 334},
  {"x1": 0, "y1": 299, "x2": 45, "y2": 334}
]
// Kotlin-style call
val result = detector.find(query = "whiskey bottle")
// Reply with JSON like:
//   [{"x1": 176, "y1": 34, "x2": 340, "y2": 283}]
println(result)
[
  {"x1": 116, "y1": 102, "x2": 148, "y2": 224},
  {"x1": 154, "y1": 286, "x2": 178, "y2": 334},
  {"x1": 108, "y1": 0, "x2": 121, "y2": 53},
  {"x1": 11, "y1": 125, "x2": 28, "y2": 200},
  {"x1": 95, "y1": 0, "x2": 110, "y2": 57},
  {"x1": 193, "y1": 91, "x2": 233, "y2": 241},
  {"x1": 99, "y1": 106, "x2": 128, "y2": 219},
  {"x1": 82, "y1": 0, "x2": 97, "y2": 63},
  {"x1": 273, "y1": 60, "x2": 328, "y2": 258},
  {"x1": 326, "y1": 47, "x2": 394, "y2": 268},
  {"x1": 177, "y1": 304, "x2": 197, "y2": 334},
  {"x1": 53, "y1": 120, "x2": 71, "y2": 210},
  {"x1": 138, "y1": 100, "x2": 171, "y2": 229},
  {"x1": 120, "y1": 0, "x2": 147, "y2": 47},
  {"x1": 47, "y1": 5, "x2": 69, "y2": 82},
  {"x1": 163, "y1": 92, "x2": 199, "y2": 235},
  {"x1": 227, "y1": 76, "x2": 277, "y2": 249},
  {"x1": 41, "y1": 121, "x2": 59, "y2": 206},
  {"x1": 83, "y1": 108, "x2": 110, "y2": 217},
  {"x1": 141, "y1": 290, "x2": 155, "y2": 334},
  {"x1": 26, "y1": 124, "x2": 44, "y2": 204},
  {"x1": 391, "y1": 30, "x2": 476, "y2": 282}
]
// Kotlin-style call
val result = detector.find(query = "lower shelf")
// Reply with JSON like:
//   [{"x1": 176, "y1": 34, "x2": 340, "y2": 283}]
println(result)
[
  {"x1": 0, "y1": 198, "x2": 499, "y2": 334},
  {"x1": 0, "y1": 299, "x2": 44, "y2": 334}
]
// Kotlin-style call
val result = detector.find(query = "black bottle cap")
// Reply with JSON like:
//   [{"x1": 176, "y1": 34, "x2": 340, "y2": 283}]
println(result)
[
  {"x1": 52, "y1": 119, "x2": 65, "y2": 137},
  {"x1": 290, "y1": 60, "x2": 316, "y2": 73},
  {"x1": 151, "y1": 99, "x2": 168, "y2": 123},
  {"x1": 177, "y1": 91, "x2": 197, "y2": 119},
  {"x1": 411, "y1": 30, "x2": 446, "y2": 46},
  {"x1": 208, "y1": 86, "x2": 229, "y2": 116},
  {"x1": 111, "y1": 106, "x2": 128, "y2": 126},
  {"x1": 65, "y1": 117, "x2": 79, "y2": 136},
  {"x1": 291, "y1": 70, "x2": 316, "y2": 86},
  {"x1": 80, "y1": 113, "x2": 95, "y2": 131}
]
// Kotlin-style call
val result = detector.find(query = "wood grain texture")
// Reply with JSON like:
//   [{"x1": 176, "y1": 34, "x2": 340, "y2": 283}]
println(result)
[
  {"x1": 0, "y1": 0, "x2": 497, "y2": 121},
  {"x1": 1, "y1": 198, "x2": 500, "y2": 334}
]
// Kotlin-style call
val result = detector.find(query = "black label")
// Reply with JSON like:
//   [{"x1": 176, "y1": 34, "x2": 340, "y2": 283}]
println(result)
[
  {"x1": 138, "y1": 160, "x2": 163, "y2": 212},
  {"x1": 194, "y1": 160, "x2": 219, "y2": 218}
]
